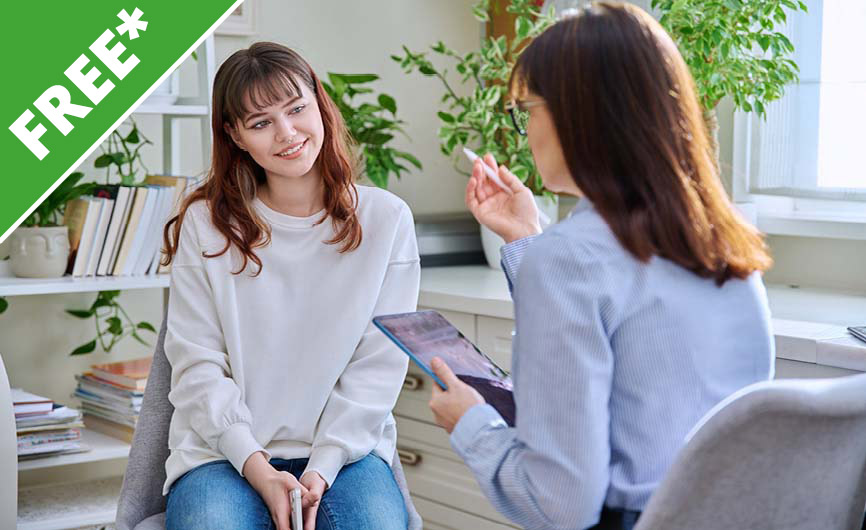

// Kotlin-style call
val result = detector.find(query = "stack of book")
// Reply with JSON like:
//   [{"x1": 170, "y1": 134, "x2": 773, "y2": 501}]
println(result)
[
  {"x1": 13, "y1": 388, "x2": 86, "y2": 460},
  {"x1": 74, "y1": 357, "x2": 151, "y2": 443},
  {"x1": 64, "y1": 175, "x2": 199, "y2": 278}
]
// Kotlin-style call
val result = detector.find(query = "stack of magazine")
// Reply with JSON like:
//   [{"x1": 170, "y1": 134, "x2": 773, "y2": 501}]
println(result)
[
  {"x1": 14, "y1": 389, "x2": 86, "y2": 460},
  {"x1": 73, "y1": 357, "x2": 150, "y2": 443}
]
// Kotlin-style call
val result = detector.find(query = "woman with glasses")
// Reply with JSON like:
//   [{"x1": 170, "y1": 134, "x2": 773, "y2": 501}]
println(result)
[{"x1": 427, "y1": 4, "x2": 774, "y2": 529}]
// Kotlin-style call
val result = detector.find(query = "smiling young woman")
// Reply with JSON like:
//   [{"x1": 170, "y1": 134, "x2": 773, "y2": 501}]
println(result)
[{"x1": 159, "y1": 42, "x2": 419, "y2": 530}]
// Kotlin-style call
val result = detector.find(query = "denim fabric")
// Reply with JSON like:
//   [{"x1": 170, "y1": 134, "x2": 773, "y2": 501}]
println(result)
[{"x1": 166, "y1": 454, "x2": 407, "y2": 530}]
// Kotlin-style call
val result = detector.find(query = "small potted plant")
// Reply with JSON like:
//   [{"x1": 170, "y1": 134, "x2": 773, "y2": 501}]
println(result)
[
  {"x1": 9, "y1": 172, "x2": 98, "y2": 278},
  {"x1": 393, "y1": 0, "x2": 557, "y2": 268}
]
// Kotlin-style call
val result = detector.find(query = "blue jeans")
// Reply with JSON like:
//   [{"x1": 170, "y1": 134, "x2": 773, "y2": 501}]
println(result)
[{"x1": 166, "y1": 454, "x2": 408, "y2": 530}]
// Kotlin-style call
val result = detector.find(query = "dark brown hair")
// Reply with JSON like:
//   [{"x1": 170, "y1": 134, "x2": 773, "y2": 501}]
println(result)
[
  {"x1": 511, "y1": 2, "x2": 771, "y2": 284},
  {"x1": 162, "y1": 42, "x2": 361, "y2": 275}
]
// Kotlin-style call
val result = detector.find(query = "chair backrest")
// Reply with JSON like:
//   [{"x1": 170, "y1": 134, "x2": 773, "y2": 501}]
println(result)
[
  {"x1": 635, "y1": 374, "x2": 866, "y2": 530},
  {"x1": 116, "y1": 314, "x2": 422, "y2": 530}
]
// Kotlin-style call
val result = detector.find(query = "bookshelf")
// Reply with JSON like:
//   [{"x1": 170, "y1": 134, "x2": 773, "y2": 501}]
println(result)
[{"x1": 1, "y1": 35, "x2": 215, "y2": 530}]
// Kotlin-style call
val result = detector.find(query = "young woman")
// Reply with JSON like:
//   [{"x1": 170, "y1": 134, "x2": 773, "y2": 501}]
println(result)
[
  {"x1": 160, "y1": 42, "x2": 419, "y2": 530},
  {"x1": 428, "y1": 4, "x2": 774, "y2": 530}
]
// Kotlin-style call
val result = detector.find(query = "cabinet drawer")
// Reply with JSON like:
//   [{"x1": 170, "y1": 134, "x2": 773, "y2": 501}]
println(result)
[
  {"x1": 418, "y1": 306, "x2": 477, "y2": 343},
  {"x1": 476, "y1": 316, "x2": 515, "y2": 370},
  {"x1": 412, "y1": 495, "x2": 516, "y2": 530},
  {"x1": 396, "y1": 363, "x2": 437, "y2": 424},
  {"x1": 396, "y1": 417, "x2": 517, "y2": 527}
]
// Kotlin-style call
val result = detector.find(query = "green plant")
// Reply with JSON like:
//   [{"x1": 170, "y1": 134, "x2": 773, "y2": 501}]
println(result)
[
  {"x1": 392, "y1": 0, "x2": 555, "y2": 195},
  {"x1": 66, "y1": 290, "x2": 156, "y2": 355},
  {"x1": 20, "y1": 172, "x2": 99, "y2": 227},
  {"x1": 322, "y1": 73, "x2": 422, "y2": 189},
  {"x1": 654, "y1": 0, "x2": 808, "y2": 117},
  {"x1": 94, "y1": 117, "x2": 153, "y2": 186}
]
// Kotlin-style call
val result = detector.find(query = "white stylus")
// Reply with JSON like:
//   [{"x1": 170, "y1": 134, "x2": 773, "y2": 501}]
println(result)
[
  {"x1": 291, "y1": 488, "x2": 303, "y2": 530},
  {"x1": 462, "y1": 147, "x2": 551, "y2": 226}
]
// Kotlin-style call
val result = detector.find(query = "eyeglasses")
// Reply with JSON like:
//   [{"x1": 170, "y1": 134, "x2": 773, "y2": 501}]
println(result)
[{"x1": 506, "y1": 98, "x2": 545, "y2": 136}]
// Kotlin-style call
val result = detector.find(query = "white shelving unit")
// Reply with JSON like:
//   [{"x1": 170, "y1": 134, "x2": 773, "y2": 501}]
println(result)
[{"x1": 1, "y1": 36, "x2": 215, "y2": 530}]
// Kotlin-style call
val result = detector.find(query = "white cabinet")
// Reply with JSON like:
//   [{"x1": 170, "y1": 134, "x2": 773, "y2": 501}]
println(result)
[
  {"x1": 395, "y1": 307, "x2": 517, "y2": 529},
  {"x1": 1, "y1": 37, "x2": 213, "y2": 530}
]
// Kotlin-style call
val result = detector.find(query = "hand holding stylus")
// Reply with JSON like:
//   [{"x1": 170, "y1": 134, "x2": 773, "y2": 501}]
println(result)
[{"x1": 464, "y1": 151, "x2": 544, "y2": 244}]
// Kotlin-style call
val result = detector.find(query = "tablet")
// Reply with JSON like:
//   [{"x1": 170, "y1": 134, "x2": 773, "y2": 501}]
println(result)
[{"x1": 373, "y1": 310, "x2": 515, "y2": 426}]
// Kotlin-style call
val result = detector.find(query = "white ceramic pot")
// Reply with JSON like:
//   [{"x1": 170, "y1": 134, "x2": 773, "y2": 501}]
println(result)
[
  {"x1": 9, "y1": 226, "x2": 70, "y2": 278},
  {"x1": 481, "y1": 195, "x2": 559, "y2": 270}
]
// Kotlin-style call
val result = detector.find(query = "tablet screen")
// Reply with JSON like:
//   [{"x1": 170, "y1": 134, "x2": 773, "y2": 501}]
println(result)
[{"x1": 374, "y1": 310, "x2": 515, "y2": 426}]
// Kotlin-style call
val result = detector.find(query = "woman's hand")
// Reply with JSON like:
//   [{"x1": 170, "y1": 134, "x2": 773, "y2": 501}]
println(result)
[
  {"x1": 466, "y1": 153, "x2": 542, "y2": 244},
  {"x1": 243, "y1": 452, "x2": 311, "y2": 530},
  {"x1": 428, "y1": 357, "x2": 485, "y2": 434},
  {"x1": 299, "y1": 471, "x2": 327, "y2": 530}
]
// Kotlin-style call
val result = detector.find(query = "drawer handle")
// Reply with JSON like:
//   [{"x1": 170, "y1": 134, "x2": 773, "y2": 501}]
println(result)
[
  {"x1": 403, "y1": 375, "x2": 423, "y2": 391},
  {"x1": 397, "y1": 448, "x2": 422, "y2": 466}
]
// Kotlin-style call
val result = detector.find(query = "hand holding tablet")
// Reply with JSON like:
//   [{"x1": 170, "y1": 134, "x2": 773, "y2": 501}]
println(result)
[{"x1": 373, "y1": 310, "x2": 516, "y2": 426}]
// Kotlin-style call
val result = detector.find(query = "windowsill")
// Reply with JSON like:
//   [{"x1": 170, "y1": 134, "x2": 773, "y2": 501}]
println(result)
[{"x1": 758, "y1": 212, "x2": 866, "y2": 240}]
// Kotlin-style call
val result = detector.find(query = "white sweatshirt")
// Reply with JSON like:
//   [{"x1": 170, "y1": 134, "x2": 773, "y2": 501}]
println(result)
[{"x1": 162, "y1": 185, "x2": 420, "y2": 494}]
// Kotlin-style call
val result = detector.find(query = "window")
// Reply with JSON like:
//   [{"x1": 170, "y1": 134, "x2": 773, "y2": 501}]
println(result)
[{"x1": 734, "y1": 0, "x2": 866, "y2": 238}]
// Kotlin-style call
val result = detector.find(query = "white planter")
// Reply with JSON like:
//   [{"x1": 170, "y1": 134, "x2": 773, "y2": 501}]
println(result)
[
  {"x1": 481, "y1": 195, "x2": 559, "y2": 270},
  {"x1": 9, "y1": 226, "x2": 70, "y2": 278},
  {"x1": 144, "y1": 71, "x2": 180, "y2": 106}
]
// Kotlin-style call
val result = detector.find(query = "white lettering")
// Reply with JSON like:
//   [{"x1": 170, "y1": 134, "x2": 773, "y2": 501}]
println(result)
[
  {"x1": 90, "y1": 29, "x2": 139, "y2": 80},
  {"x1": 9, "y1": 110, "x2": 49, "y2": 160},
  {"x1": 65, "y1": 54, "x2": 115, "y2": 105},
  {"x1": 34, "y1": 85, "x2": 92, "y2": 136}
]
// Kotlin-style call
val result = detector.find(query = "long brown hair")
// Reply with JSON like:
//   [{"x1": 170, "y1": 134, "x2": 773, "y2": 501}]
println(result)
[
  {"x1": 162, "y1": 42, "x2": 361, "y2": 275},
  {"x1": 511, "y1": 2, "x2": 771, "y2": 285}
]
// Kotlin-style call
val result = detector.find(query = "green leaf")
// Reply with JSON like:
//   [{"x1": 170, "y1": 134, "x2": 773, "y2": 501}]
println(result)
[
  {"x1": 94, "y1": 154, "x2": 114, "y2": 168},
  {"x1": 137, "y1": 321, "x2": 157, "y2": 333},
  {"x1": 125, "y1": 128, "x2": 140, "y2": 144},
  {"x1": 395, "y1": 151, "x2": 423, "y2": 169},
  {"x1": 419, "y1": 65, "x2": 437, "y2": 76},
  {"x1": 437, "y1": 111, "x2": 456, "y2": 124},
  {"x1": 66, "y1": 309, "x2": 94, "y2": 319},
  {"x1": 106, "y1": 316, "x2": 123, "y2": 335},
  {"x1": 329, "y1": 73, "x2": 379, "y2": 84},
  {"x1": 0, "y1": 297, "x2": 7, "y2": 314},
  {"x1": 70, "y1": 340, "x2": 97, "y2": 356},
  {"x1": 378, "y1": 94, "x2": 397, "y2": 114}
]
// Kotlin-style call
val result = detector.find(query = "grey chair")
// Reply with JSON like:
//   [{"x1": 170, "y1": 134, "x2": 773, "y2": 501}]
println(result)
[
  {"x1": 116, "y1": 315, "x2": 422, "y2": 530},
  {"x1": 635, "y1": 373, "x2": 866, "y2": 530}
]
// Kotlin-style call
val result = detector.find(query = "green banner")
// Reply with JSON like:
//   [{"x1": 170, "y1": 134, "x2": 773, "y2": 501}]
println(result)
[{"x1": 1, "y1": 1, "x2": 239, "y2": 242}]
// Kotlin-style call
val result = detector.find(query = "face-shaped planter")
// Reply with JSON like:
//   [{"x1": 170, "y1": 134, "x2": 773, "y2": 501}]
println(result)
[{"x1": 9, "y1": 226, "x2": 70, "y2": 278}]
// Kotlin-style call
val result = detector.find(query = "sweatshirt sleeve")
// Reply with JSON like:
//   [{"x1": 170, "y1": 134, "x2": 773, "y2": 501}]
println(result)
[
  {"x1": 164, "y1": 205, "x2": 267, "y2": 476},
  {"x1": 303, "y1": 203, "x2": 421, "y2": 487}
]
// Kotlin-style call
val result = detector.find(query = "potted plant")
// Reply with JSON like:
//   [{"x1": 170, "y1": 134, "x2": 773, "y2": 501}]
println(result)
[
  {"x1": 651, "y1": 0, "x2": 808, "y2": 190},
  {"x1": 9, "y1": 172, "x2": 98, "y2": 278},
  {"x1": 392, "y1": 0, "x2": 557, "y2": 268},
  {"x1": 322, "y1": 72, "x2": 422, "y2": 189}
]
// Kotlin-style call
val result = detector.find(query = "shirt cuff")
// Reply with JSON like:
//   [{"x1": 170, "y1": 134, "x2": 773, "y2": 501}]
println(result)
[
  {"x1": 450, "y1": 403, "x2": 508, "y2": 457},
  {"x1": 500, "y1": 235, "x2": 539, "y2": 290},
  {"x1": 303, "y1": 445, "x2": 349, "y2": 488},
  {"x1": 218, "y1": 423, "x2": 266, "y2": 476}
]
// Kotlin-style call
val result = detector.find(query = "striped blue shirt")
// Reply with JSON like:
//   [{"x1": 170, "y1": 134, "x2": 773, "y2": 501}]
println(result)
[{"x1": 450, "y1": 198, "x2": 774, "y2": 529}]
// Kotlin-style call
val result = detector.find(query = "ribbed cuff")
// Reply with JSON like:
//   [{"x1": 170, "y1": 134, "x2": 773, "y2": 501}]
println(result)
[
  {"x1": 218, "y1": 423, "x2": 266, "y2": 476},
  {"x1": 450, "y1": 403, "x2": 507, "y2": 457},
  {"x1": 500, "y1": 235, "x2": 539, "y2": 290},
  {"x1": 303, "y1": 445, "x2": 349, "y2": 488}
]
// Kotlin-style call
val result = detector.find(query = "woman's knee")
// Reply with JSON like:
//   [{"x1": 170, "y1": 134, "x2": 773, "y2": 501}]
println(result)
[
  {"x1": 166, "y1": 460, "x2": 272, "y2": 530},
  {"x1": 320, "y1": 454, "x2": 408, "y2": 530}
]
